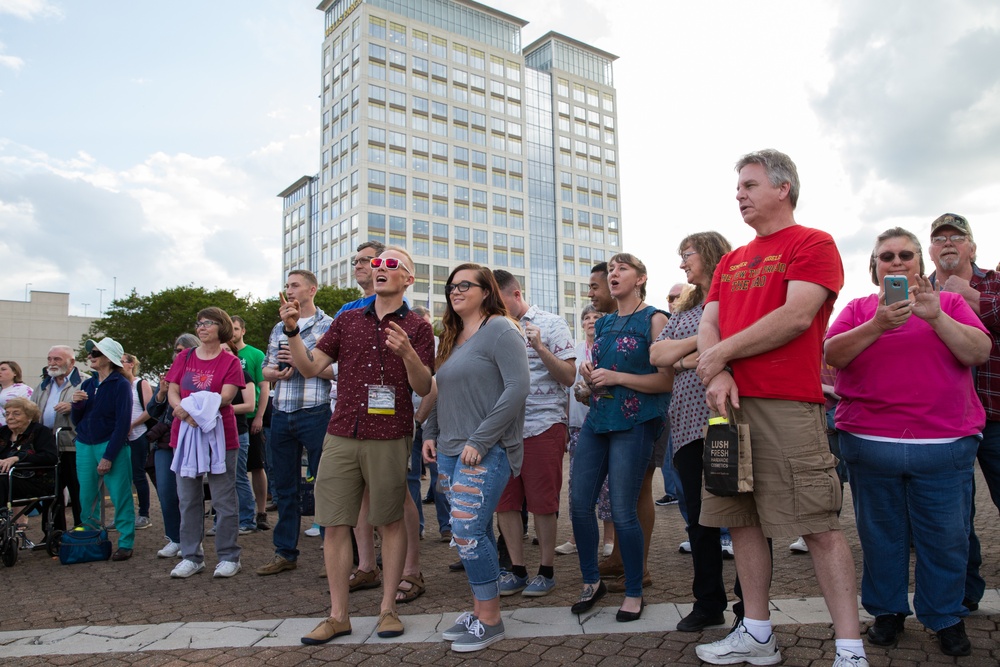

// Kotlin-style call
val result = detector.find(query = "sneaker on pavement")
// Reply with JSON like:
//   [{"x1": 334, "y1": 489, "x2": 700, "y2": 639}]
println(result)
[
  {"x1": 695, "y1": 621, "x2": 781, "y2": 665},
  {"x1": 256, "y1": 554, "x2": 297, "y2": 576},
  {"x1": 678, "y1": 540, "x2": 692, "y2": 554},
  {"x1": 789, "y1": 536, "x2": 809, "y2": 553},
  {"x1": 497, "y1": 570, "x2": 529, "y2": 596},
  {"x1": 833, "y1": 653, "x2": 870, "y2": 667},
  {"x1": 720, "y1": 535, "x2": 734, "y2": 559},
  {"x1": 157, "y1": 541, "x2": 182, "y2": 558},
  {"x1": 214, "y1": 560, "x2": 241, "y2": 578},
  {"x1": 655, "y1": 494, "x2": 679, "y2": 506},
  {"x1": 305, "y1": 525, "x2": 321, "y2": 537},
  {"x1": 135, "y1": 516, "x2": 152, "y2": 530},
  {"x1": 442, "y1": 612, "x2": 476, "y2": 641},
  {"x1": 451, "y1": 618, "x2": 505, "y2": 653},
  {"x1": 376, "y1": 609, "x2": 404, "y2": 638},
  {"x1": 239, "y1": 525, "x2": 257, "y2": 535},
  {"x1": 171, "y1": 559, "x2": 206, "y2": 579},
  {"x1": 555, "y1": 541, "x2": 577, "y2": 555},
  {"x1": 937, "y1": 620, "x2": 971, "y2": 657},
  {"x1": 522, "y1": 574, "x2": 556, "y2": 597}
]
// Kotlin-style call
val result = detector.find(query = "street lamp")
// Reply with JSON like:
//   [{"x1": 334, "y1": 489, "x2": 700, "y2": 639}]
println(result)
[
  {"x1": 97, "y1": 288, "x2": 106, "y2": 315},
  {"x1": 24, "y1": 282, "x2": 32, "y2": 301},
  {"x1": 82, "y1": 303, "x2": 90, "y2": 316}
]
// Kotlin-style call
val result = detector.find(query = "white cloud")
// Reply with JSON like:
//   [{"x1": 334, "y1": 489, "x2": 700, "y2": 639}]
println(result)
[
  {"x1": 0, "y1": 0, "x2": 61, "y2": 20},
  {"x1": 0, "y1": 53, "x2": 24, "y2": 71}
]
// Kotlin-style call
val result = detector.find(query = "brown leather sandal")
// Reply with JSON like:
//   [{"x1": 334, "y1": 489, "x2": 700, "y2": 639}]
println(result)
[
  {"x1": 395, "y1": 572, "x2": 426, "y2": 603},
  {"x1": 348, "y1": 566, "x2": 381, "y2": 592}
]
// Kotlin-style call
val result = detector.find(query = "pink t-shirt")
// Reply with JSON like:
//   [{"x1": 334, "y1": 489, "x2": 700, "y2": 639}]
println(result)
[
  {"x1": 165, "y1": 349, "x2": 245, "y2": 450},
  {"x1": 827, "y1": 292, "x2": 987, "y2": 439}
]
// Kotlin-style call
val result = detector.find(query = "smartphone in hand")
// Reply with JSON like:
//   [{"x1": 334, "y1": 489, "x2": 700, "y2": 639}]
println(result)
[{"x1": 883, "y1": 275, "x2": 909, "y2": 305}]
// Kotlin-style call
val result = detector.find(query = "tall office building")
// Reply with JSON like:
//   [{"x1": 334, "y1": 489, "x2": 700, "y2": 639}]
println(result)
[{"x1": 280, "y1": 0, "x2": 622, "y2": 333}]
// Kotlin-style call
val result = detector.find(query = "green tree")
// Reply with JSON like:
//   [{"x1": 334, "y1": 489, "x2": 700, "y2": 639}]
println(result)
[{"x1": 80, "y1": 284, "x2": 360, "y2": 377}]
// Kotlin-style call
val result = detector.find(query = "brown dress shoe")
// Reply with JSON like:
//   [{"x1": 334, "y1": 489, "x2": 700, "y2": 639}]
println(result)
[
  {"x1": 598, "y1": 559, "x2": 624, "y2": 579},
  {"x1": 606, "y1": 570, "x2": 652, "y2": 593},
  {"x1": 376, "y1": 609, "x2": 404, "y2": 638},
  {"x1": 301, "y1": 616, "x2": 351, "y2": 645}
]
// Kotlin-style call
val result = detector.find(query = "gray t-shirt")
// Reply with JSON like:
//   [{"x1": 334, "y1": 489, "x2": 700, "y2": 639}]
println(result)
[{"x1": 423, "y1": 317, "x2": 530, "y2": 476}]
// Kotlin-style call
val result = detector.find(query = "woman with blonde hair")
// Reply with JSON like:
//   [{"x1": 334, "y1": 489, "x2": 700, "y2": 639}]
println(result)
[{"x1": 121, "y1": 353, "x2": 154, "y2": 531}]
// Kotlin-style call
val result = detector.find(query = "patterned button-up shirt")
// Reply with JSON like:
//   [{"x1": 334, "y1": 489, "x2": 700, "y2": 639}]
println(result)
[
  {"x1": 520, "y1": 304, "x2": 576, "y2": 438},
  {"x1": 266, "y1": 308, "x2": 333, "y2": 413}
]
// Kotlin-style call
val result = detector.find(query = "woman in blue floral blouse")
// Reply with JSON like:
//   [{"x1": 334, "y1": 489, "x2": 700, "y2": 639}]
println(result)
[{"x1": 569, "y1": 252, "x2": 672, "y2": 622}]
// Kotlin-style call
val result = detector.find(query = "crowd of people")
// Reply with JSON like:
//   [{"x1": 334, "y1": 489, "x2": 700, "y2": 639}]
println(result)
[{"x1": 2, "y1": 148, "x2": 998, "y2": 665}]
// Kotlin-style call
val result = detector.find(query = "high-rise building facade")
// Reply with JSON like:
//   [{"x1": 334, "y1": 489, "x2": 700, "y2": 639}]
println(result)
[{"x1": 280, "y1": 0, "x2": 622, "y2": 334}]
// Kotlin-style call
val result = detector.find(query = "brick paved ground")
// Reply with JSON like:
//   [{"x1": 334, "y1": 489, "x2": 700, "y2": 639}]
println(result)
[{"x1": 2, "y1": 462, "x2": 999, "y2": 665}]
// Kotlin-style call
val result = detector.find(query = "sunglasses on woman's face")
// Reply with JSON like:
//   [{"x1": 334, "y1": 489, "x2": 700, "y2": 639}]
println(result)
[
  {"x1": 88, "y1": 349, "x2": 104, "y2": 359},
  {"x1": 877, "y1": 250, "x2": 916, "y2": 263},
  {"x1": 370, "y1": 257, "x2": 410, "y2": 273}
]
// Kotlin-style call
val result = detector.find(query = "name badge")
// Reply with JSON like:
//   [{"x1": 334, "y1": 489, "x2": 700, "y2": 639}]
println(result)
[{"x1": 368, "y1": 385, "x2": 396, "y2": 415}]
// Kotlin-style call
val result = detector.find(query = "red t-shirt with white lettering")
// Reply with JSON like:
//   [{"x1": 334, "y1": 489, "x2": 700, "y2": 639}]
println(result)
[{"x1": 706, "y1": 224, "x2": 843, "y2": 403}]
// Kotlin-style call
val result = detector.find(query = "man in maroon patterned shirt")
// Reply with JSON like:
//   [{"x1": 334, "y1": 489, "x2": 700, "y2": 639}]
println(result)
[
  {"x1": 927, "y1": 213, "x2": 1000, "y2": 612},
  {"x1": 280, "y1": 247, "x2": 435, "y2": 644}
]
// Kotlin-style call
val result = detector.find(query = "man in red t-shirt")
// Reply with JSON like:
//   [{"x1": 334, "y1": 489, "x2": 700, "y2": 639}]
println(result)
[{"x1": 694, "y1": 150, "x2": 866, "y2": 667}]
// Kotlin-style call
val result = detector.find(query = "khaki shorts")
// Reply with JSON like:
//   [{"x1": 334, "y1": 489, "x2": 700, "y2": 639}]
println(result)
[
  {"x1": 315, "y1": 434, "x2": 410, "y2": 528},
  {"x1": 700, "y1": 397, "x2": 842, "y2": 539}
]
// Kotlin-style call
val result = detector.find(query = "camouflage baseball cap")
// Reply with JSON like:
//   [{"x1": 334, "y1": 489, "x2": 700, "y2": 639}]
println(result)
[{"x1": 930, "y1": 213, "x2": 973, "y2": 241}]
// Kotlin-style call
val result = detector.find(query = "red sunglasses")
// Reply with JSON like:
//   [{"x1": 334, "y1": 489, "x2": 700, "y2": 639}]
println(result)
[{"x1": 370, "y1": 257, "x2": 411, "y2": 273}]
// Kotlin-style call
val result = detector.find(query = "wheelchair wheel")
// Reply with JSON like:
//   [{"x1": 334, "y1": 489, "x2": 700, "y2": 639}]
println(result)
[
  {"x1": 46, "y1": 530, "x2": 63, "y2": 557},
  {"x1": 2, "y1": 536, "x2": 18, "y2": 567}
]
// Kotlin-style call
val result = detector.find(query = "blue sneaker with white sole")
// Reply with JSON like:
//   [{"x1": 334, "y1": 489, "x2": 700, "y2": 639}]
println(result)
[{"x1": 521, "y1": 574, "x2": 556, "y2": 597}]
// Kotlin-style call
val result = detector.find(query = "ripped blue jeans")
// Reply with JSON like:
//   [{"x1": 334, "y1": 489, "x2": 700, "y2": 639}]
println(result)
[{"x1": 438, "y1": 445, "x2": 510, "y2": 602}]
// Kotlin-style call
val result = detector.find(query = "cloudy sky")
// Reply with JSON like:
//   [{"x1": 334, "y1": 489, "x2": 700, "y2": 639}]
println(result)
[{"x1": 2, "y1": 0, "x2": 999, "y2": 317}]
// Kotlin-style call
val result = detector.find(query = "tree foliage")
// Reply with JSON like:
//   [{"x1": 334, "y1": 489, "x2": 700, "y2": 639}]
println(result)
[{"x1": 80, "y1": 284, "x2": 360, "y2": 377}]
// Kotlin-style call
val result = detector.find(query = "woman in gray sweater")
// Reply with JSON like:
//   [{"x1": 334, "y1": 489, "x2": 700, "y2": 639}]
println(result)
[{"x1": 422, "y1": 264, "x2": 530, "y2": 653}]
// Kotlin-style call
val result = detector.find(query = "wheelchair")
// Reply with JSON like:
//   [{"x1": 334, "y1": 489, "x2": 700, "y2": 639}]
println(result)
[{"x1": 0, "y1": 429, "x2": 63, "y2": 567}]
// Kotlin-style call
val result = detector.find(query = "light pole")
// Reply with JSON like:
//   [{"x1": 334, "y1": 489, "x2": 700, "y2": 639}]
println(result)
[
  {"x1": 82, "y1": 303, "x2": 90, "y2": 316},
  {"x1": 97, "y1": 288, "x2": 106, "y2": 315},
  {"x1": 24, "y1": 282, "x2": 32, "y2": 301},
  {"x1": 113, "y1": 276, "x2": 117, "y2": 301}
]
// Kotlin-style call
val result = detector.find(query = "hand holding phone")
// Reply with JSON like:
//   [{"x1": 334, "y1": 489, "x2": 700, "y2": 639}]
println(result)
[{"x1": 883, "y1": 275, "x2": 909, "y2": 305}]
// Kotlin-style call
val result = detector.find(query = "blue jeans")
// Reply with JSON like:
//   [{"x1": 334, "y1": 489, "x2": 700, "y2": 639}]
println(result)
[
  {"x1": 438, "y1": 445, "x2": 510, "y2": 602},
  {"x1": 840, "y1": 432, "x2": 977, "y2": 631},
  {"x1": 408, "y1": 425, "x2": 450, "y2": 533},
  {"x1": 129, "y1": 433, "x2": 150, "y2": 518},
  {"x1": 571, "y1": 418, "x2": 656, "y2": 598},
  {"x1": 154, "y1": 446, "x2": 181, "y2": 543},
  {"x1": 270, "y1": 405, "x2": 330, "y2": 560},
  {"x1": 966, "y1": 419, "x2": 1000, "y2": 603},
  {"x1": 235, "y1": 431, "x2": 256, "y2": 530}
]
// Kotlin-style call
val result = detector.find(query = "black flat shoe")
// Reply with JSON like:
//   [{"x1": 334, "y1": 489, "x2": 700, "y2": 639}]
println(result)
[
  {"x1": 571, "y1": 580, "x2": 607, "y2": 614},
  {"x1": 937, "y1": 620, "x2": 971, "y2": 657},
  {"x1": 448, "y1": 559, "x2": 465, "y2": 572},
  {"x1": 616, "y1": 599, "x2": 645, "y2": 622},
  {"x1": 676, "y1": 608, "x2": 726, "y2": 632},
  {"x1": 866, "y1": 613, "x2": 905, "y2": 646},
  {"x1": 111, "y1": 548, "x2": 133, "y2": 561}
]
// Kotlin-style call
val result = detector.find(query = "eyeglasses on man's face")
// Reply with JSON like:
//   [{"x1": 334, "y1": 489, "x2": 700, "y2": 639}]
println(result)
[
  {"x1": 370, "y1": 257, "x2": 411, "y2": 273},
  {"x1": 353, "y1": 255, "x2": 376, "y2": 266},
  {"x1": 930, "y1": 234, "x2": 968, "y2": 246},
  {"x1": 445, "y1": 281, "x2": 484, "y2": 295}
]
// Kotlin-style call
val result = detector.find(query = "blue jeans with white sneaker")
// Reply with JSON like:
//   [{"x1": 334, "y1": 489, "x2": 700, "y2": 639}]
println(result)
[
  {"x1": 437, "y1": 445, "x2": 510, "y2": 602},
  {"x1": 840, "y1": 432, "x2": 977, "y2": 631}
]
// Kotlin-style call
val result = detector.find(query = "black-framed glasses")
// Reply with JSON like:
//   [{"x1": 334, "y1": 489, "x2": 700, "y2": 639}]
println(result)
[
  {"x1": 194, "y1": 320, "x2": 219, "y2": 329},
  {"x1": 930, "y1": 234, "x2": 968, "y2": 246},
  {"x1": 445, "y1": 281, "x2": 484, "y2": 295},
  {"x1": 353, "y1": 255, "x2": 376, "y2": 266},
  {"x1": 877, "y1": 250, "x2": 916, "y2": 263},
  {"x1": 370, "y1": 257, "x2": 410, "y2": 273}
]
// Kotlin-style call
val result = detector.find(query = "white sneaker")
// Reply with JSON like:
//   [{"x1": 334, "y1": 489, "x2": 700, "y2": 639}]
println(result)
[
  {"x1": 789, "y1": 536, "x2": 809, "y2": 553},
  {"x1": 720, "y1": 535, "x2": 734, "y2": 558},
  {"x1": 603, "y1": 543, "x2": 614, "y2": 557},
  {"x1": 678, "y1": 540, "x2": 692, "y2": 553},
  {"x1": 171, "y1": 559, "x2": 206, "y2": 579},
  {"x1": 305, "y1": 525, "x2": 321, "y2": 537},
  {"x1": 157, "y1": 541, "x2": 182, "y2": 558},
  {"x1": 555, "y1": 541, "x2": 577, "y2": 555},
  {"x1": 833, "y1": 653, "x2": 869, "y2": 667},
  {"x1": 695, "y1": 622, "x2": 781, "y2": 665},
  {"x1": 214, "y1": 560, "x2": 242, "y2": 578}
]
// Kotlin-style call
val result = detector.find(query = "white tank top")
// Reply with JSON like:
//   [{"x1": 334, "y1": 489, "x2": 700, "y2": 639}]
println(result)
[{"x1": 128, "y1": 378, "x2": 148, "y2": 441}]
